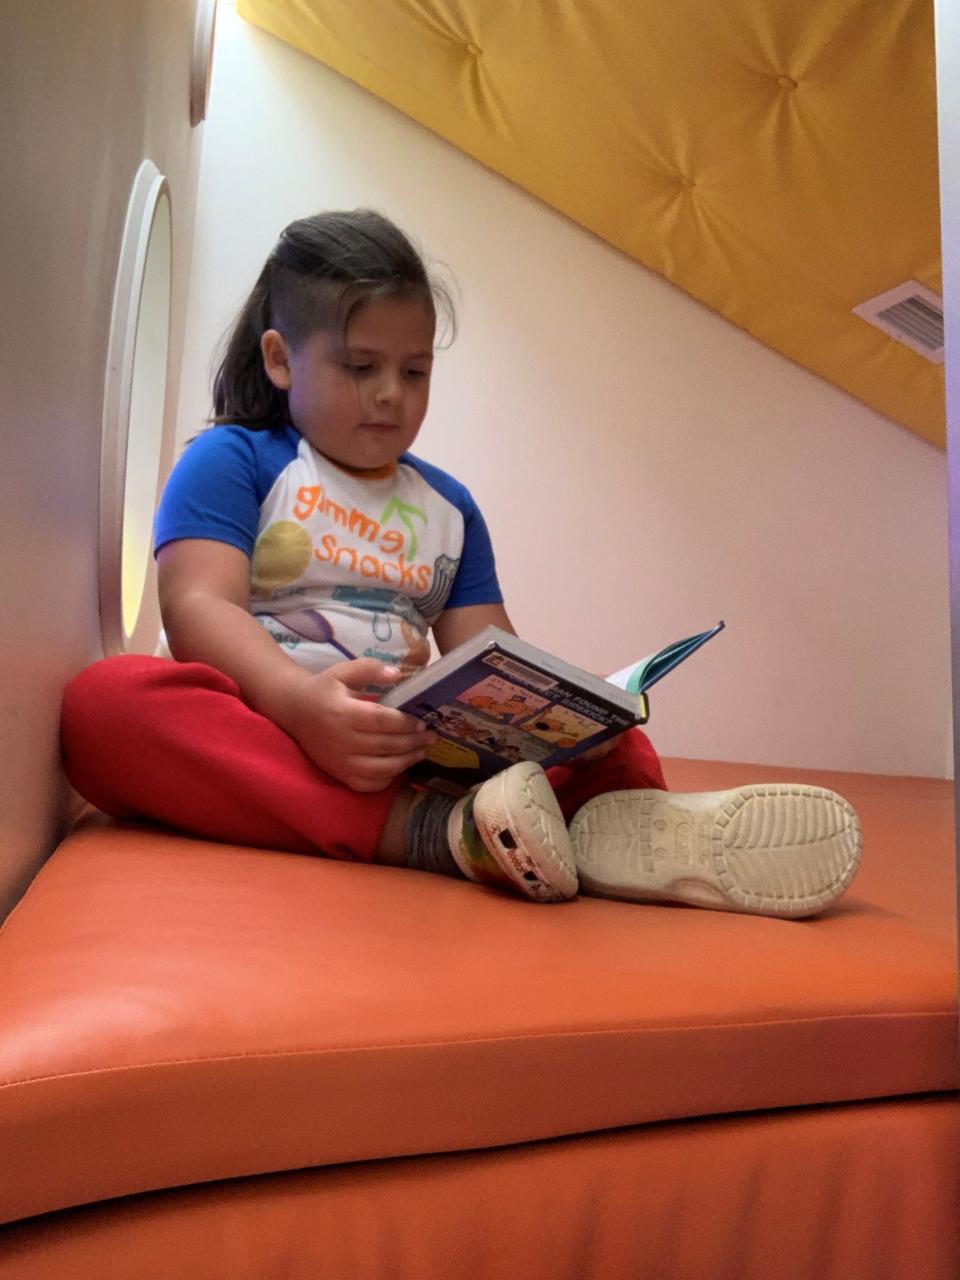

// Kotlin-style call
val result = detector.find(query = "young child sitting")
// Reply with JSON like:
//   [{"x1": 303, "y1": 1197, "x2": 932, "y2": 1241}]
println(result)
[{"x1": 61, "y1": 209, "x2": 862, "y2": 918}]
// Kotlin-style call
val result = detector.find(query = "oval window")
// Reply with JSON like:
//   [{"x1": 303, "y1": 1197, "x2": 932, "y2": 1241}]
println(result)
[{"x1": 99, "y1": 160, "x2": 172, "y2": 654}]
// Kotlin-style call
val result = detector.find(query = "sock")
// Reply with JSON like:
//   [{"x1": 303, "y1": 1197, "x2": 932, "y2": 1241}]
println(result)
[{"x1": 404, "y1": 791, "x2": 462, "y2": 878}]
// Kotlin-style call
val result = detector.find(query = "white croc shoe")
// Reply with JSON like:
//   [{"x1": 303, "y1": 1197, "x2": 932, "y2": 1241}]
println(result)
[
  {"x1": 569, "y1": 784, "x2": 862, "y2": 918},
  {"x1": 448, "y1": 760, "x2": 579, "y2": 903}
]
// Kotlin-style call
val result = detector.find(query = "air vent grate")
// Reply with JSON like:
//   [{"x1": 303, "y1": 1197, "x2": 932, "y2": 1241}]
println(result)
[{"x1": 853, "y1": 281, "x2": 944, "y2": 364}]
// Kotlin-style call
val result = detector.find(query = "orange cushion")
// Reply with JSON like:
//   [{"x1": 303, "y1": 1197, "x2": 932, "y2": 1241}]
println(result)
[
  {"x1": 1, "y1": 1097, "x2": 958, "y2": 1280},
  {"x1": 0, "y1": 759, "x2": 955, "y2": 1223}
]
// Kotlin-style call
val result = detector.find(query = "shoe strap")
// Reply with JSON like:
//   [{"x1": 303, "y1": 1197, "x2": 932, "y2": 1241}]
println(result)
[{"x1": 449, "y1": 794, "x2": 519, "y2": 893}]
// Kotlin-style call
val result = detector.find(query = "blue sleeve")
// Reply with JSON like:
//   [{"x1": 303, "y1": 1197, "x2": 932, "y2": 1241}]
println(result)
[
  {"x1": 402, "y1": 455, "x2": 503, "y2": 608},
  {"x1": 446, "y1": 492, "x2": 503, "y2": 608},
  {"x1": 153, "y1": 426, "x2": 297, "y2": 558}
]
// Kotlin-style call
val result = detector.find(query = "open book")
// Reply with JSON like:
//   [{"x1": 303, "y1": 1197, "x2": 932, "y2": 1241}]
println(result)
[{"x1": 381, "y1": 621, "x2": 724, "y2": 794}]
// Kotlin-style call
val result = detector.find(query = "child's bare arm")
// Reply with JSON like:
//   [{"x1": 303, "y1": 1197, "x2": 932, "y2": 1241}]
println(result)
[
  {"x1": 158, "y1": 538, "x2": 303, "y2": 708},
  {"x1": 432, "y1": 602, "x2": 516, "y2": 654},
  {"x1": 157, "y1": 539, "x2": 434, "y2": 791}
]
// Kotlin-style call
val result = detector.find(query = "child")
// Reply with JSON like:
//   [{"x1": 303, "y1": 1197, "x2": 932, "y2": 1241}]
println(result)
[{"x1": 61, "y1": 210, "x2": 862, "y2": 918}]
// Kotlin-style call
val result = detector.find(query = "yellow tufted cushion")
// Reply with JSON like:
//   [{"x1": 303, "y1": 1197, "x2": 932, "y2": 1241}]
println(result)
[{"x1": 237, "y1": 0, "x2": 944, "y2": 447}]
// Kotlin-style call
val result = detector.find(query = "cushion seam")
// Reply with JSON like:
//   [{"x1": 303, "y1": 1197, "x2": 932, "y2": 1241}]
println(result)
[{"x1": 1, "y1": 1009, "x2": 955, "y2": 1091}]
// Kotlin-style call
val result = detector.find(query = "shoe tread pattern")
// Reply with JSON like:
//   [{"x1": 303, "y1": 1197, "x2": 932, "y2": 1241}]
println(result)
[
  {"x1": 710, "y1": 785, "x2": 861, "y2": 914},
  {"x1": 572, "y1": 784, "x2": 862, "y2": 918},
  {"x1": 475, "y1": 761, "x2": 578, "y2": 902}
]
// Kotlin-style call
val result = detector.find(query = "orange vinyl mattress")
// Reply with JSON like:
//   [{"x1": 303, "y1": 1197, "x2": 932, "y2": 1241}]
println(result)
[{"x1": 0, "y1": 758, "x2": 957, "y2": 1277}]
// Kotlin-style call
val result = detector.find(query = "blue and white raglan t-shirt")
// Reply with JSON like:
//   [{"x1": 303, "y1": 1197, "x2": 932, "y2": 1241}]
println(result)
[{"x1": 154, "y1": 425, "x2": 502, "y2": 681}]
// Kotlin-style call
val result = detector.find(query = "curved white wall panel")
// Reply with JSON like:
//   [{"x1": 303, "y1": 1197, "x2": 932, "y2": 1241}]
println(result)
[
  {"x1": 1, "y1": 0, "x2": 202, "y2": 917},
  {"x1": 99, "y1": 161, "x2": 172, "y2": 654}
]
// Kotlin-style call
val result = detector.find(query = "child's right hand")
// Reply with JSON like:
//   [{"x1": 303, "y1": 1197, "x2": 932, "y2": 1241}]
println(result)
[{"x1": 276, "y1": 658, "x2": 436, "y2": 793}]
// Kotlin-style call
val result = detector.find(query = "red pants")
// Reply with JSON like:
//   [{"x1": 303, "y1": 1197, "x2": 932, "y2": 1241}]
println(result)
[{"x1": 61, "y1": 656, "x2": 667, "y2": 862}]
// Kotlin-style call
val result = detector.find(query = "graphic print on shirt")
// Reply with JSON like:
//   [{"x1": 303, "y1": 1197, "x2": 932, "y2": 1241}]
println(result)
[
  {"x1": 248, "y1": 438, "x2": 463, "y2": 674},
  {"x1": 417, "y1": 554, "x2": 460, "y2": 619},
  {"x1": 327, "y1": 587, "x2": 432, "y2": 671},
  {"x1": 249, "y1": 521, "x2": 312, "y2": 590},
  {"x1": 153, "y1": 426, "x2": 502, "y2": 688}
]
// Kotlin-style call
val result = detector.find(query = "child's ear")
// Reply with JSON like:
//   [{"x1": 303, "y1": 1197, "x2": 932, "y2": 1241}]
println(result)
[{"x1": 261, "y1": 329, "x2": 292, "y2": 390}]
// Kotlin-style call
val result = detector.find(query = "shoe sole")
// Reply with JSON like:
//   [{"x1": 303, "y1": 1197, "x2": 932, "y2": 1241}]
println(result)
[
  {"x1": 472, "y1": 761, "x2": 579, "y2": 903},
  {"x1": 569, "y1": 784, "x2": 862, "y2": 918}
]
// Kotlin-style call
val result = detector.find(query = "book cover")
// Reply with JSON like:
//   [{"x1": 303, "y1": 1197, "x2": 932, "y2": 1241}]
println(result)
[{"x1": 382, "y1": 623, "x2": 723, "y2": 795}]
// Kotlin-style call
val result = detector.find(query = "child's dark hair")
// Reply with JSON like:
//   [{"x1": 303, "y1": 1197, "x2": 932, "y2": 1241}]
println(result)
[{"x1": 212, "y1": 209, "x2": 454, "y2": 431}]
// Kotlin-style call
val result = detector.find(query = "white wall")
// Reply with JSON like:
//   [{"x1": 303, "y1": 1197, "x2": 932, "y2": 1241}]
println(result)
[
  {"x1": 0, "y1": 0, "x2": 203, "y2": 914},
  {"x1": 178, "y1": 4, "x2": 951, "y2": 778}
]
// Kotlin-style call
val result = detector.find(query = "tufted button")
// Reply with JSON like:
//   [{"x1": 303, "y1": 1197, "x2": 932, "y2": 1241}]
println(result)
[
  {"x1": 777, "y1": 74, "x2": 797, "y2": 90},
  {"x1": 678, "y1": 175, "x2": 695, "y2": 190},
  {"x1": 465, "y1": 42, "x2": 481, "y2": 57}
]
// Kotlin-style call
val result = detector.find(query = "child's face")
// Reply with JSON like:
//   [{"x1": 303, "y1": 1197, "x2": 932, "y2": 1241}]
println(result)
[{"x1": 263, "y1": 297, "x2": 435, "y2": 471}]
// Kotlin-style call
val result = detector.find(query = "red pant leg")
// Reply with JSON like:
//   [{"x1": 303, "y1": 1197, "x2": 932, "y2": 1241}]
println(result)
[
  {"x1": 546, "y1": 727, "x2": 667, "y2": 823},
  {"x1": 60, "y1": 656, "x2": 397, "y2": 861}
]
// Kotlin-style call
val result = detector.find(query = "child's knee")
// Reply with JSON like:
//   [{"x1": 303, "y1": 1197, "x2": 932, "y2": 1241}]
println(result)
[
  {"x1": 614, "y1": 727, "x2": 667, "y2": 791},
  {"x1": 61, "y1": 655, "x2": 190, "y2": 752},
  {"x1": 63, "y1": 655, "x2": 161, "y2": 722}
]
